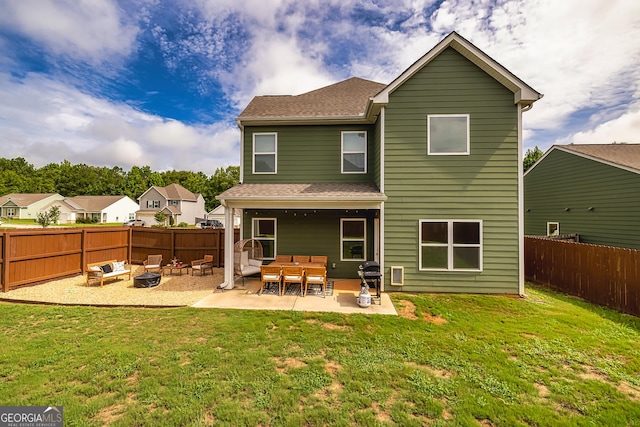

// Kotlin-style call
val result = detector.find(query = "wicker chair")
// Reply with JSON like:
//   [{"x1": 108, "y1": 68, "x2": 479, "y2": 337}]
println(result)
[{"x1": 143, "y1": 255, "x2": 163, "y2": 274}]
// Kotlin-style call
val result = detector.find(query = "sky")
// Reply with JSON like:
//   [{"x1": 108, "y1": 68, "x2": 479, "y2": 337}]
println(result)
[{"x1": 0, "y1": 0, "x2": 639, "y2": 176}]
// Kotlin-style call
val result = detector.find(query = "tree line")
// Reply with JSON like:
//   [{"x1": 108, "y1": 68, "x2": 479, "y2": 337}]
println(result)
[{"x1": 0, "y1": 158, "x2": 239, "y2": 212}]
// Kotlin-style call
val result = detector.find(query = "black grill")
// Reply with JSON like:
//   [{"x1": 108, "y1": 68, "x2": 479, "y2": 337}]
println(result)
[{"x1": 358, "y1": 261, "x2": 381, "y2": 304}]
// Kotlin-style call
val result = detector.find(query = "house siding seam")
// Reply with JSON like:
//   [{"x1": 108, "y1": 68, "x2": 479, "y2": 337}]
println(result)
[
  {"x1": 383, "y1": 47, "x2": 520, "y2": 293},
  {"x1": 524, "y1": 149, "x2": 640, "y2": 249}
]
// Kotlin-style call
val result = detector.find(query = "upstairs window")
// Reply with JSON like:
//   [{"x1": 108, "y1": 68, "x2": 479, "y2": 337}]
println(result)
[
  {"x1": 427, "y1": 114, "x2": 470, "y2": 155},
  {"x1": 420, "y1": 220, "x2": 482, "y2": 271},
  {"x1": 341, "y1": 131, "x2": 367, "y2": 173},
  {"x1": 147, "y1": 200, "x2": 160, "y2": 209},
  {"x1": 253, "y1": 133, "x2": 277, "y2": 174}
]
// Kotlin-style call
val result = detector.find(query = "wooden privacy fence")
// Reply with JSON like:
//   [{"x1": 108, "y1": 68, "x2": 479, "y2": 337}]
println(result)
[
  {"x1": 1, "y1": 227, "x2": 239, "y2": 292},
  {"x1": 525, "y1": 236, "x2": 640, "y2": 317}
]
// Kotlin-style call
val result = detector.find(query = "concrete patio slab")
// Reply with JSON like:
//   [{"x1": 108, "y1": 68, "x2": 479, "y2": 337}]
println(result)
[{"x1": 192, "y1": 278, "x2": 397, "y2": 315}]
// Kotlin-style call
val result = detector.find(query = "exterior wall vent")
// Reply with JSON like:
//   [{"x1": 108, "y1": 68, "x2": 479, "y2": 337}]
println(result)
[{"x1": 390, "y1": 266, "x2": 404, "y2": 286}]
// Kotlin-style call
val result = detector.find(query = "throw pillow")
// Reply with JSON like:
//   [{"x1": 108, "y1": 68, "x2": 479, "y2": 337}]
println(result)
[
  {"x1": 112, "y1": 261, "x2": 125, "y2": 272},
  {"x1": 100, "y1": 264, "x2": 113, "y2": 273},
  {"x1": 248, "y1": 258, "x2": 262, "y2": 267}
]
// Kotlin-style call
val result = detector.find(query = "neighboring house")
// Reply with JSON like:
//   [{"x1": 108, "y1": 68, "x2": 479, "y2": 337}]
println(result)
[
  {"x1": 0, "y1": 193, "x2": 64, "y2": 220},
  {"x1": 524, "y1": 143, "x2": 640, "y2": 249},
  {"x1": 217, "y1": 31, "x2": 542, "y2": 294},
  {"x1": 206, "y1": 205, "x2": 241, "y2": 228},
  {"x1": 137, "y1": 183, "x2": 206, "y2": 225},
  {"x1": 46, "y1": 195, "x2": 140, "y2": 224}
]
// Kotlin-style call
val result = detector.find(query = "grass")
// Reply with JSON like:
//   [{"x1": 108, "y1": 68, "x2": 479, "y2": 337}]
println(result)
[{"x1": 1, "y1": 283, "x2": 639, "y2": 426}]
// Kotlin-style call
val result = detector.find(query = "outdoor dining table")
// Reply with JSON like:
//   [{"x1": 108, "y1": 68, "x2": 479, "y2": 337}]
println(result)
[{"x1": 266, "y1": 261, "x2": 326, "y2": 295}]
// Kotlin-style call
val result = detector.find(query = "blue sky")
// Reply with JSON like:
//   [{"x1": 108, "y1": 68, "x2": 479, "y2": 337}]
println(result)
[{"x1": 0, "y1": 0, "x2": 639, "y2": 175}]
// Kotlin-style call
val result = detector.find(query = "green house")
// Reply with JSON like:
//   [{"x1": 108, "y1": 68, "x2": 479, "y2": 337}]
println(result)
[
  {"x1": 524, "y1": 143, "x2": 640, "y2": 249},
  {"x1": 218, "y1": 32, "x2": 542, "y2": 295}
]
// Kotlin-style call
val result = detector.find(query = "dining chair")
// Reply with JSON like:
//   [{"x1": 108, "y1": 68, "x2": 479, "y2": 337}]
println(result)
[
  {"x1": 310, "y1": 255, "x2": 328, "y2": 266},
  {"x1": 303, "y1": 266, "x2": 327, "y2": 297},
  {"x1": 281, "y1": 265, "x2": 304, "y2": 296},
  {"x1": 259, "y1": 265, "x2": 282, "y2": 295},
  {"x1": 275, "y1": 254, "x2": 292, "y2": 263},
  {"x1": 293, "y1": 255, "x2": 310, "y2": 263}
]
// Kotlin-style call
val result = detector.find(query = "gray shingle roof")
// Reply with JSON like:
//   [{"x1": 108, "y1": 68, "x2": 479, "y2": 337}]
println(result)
[
  {"x1": 155, "y1": 183, "x2": 199, "y2": 201},
  {"x1": 238, "y1": 77, "x2": 386, "y2": 120},
  {"x1": 217, "y1": 183, "x2": 385, "y2": 201},
  {"x1": 560, "y1": 144, "x2": 640, "y2": 172},
  {"x1": 0, "y1": 193, "x2": 59, "y2": 207}
]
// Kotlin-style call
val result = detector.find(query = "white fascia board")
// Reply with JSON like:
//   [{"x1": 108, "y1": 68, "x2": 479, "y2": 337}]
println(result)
[
  {"x1": 373, "y1": 32, "x2": 543, "y2": 106},
  {"x1": 223, "y1": 198, "x2": 385, "y2": 210},
  {"x1": 236, "y1": 115, "x2": 374, "y2": 127}
]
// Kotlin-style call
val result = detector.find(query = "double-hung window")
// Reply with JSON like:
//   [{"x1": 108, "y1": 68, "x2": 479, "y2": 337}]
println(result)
[
  {"x1": 420, "y1": 220, "x2": 482, "y2": 271},
  {"x1": 341, "y1": 218, "x2": 366, "y2": 261},
  {"x1": 341, "y1": 131, "x2": 367, "y2": 173},
  {"x1": 427, "y1": 114, "x2": 470, "y2": 155},
  {"x1": 252, "y1": 218, "x2": 276, "y2": 260},
  {"x1": 253, "y1": 133, "x2": 277, "y2": 174},
  {"x1": 147, "y1": 200, "x2": 160, "y2": 209}
]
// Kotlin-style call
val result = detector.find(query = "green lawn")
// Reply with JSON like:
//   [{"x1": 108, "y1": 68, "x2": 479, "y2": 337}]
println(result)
[{"x1": 1, "y1": 284, "x2": 639, "y2": 426}]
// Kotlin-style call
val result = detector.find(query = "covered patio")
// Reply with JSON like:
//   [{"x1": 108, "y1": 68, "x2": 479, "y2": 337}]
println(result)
[{"x1": 194, "y1": 276, "x2": 396, "y2": 314}]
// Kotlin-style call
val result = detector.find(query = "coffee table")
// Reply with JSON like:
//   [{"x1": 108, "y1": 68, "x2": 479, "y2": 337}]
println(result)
[{"x1": 162, "y1": 264, "x2": 190, "y2": 276}]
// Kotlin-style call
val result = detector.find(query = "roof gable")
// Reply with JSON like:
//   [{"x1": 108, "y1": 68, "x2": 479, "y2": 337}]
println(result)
[
  {"x1": 373, "y1": 31, "x2": 542, "y2": 107},
  {"x1": 0, "y1": 193, "x2": 61, "y2": 207},
  {"x1": 66, "y1": 195, "x2": 130, "y2": 212},
  {"x1": 527, "y1": 144, "x2": 640, "y2": 176}
]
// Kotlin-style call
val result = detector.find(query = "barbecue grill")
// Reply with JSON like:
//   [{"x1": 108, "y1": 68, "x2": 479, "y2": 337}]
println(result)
[{"x1": 358, "y1": 261, "x2": 381, "y2": 304}]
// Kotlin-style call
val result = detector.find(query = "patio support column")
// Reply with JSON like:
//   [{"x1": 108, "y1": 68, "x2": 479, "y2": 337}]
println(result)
[{"x1": 220, "y1": 202, "x2": 235, "y2": 289}]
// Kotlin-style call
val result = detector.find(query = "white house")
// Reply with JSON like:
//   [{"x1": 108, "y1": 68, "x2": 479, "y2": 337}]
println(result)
[{"x1": 46, "y1": 195, "x2": 139, "y2": 223}]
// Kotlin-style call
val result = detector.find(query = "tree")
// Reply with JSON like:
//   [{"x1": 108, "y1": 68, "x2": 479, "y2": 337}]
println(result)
[
  {"x1": 36, "y1": 206, "x2": 61, "y2": 228},
  {"x1": 523, "y1": 146, "x2": 543, "y2": 172},
  {"x1": 154, "y1": 211, "x2": 167, "y2": 227}
]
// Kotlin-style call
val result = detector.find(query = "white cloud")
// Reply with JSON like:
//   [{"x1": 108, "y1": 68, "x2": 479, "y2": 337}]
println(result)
[
  {"x1": 559, "y1": 107, "x2": 640, "y2": 145},
  {"x1": 0, "y1": 72, "x2": 238, "y2": 175},
  {"x1": 0, "y1": 0, "x2": 139, "y2": 64}
]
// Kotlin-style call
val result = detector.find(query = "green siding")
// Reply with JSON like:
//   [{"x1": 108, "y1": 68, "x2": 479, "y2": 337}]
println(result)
[
  {"x1": 384, "y1": 47, "x2": 520, "y2": 293},
  {"x1": 241, "y1": 209, "x2": 377, "y2": 278},
  {"x1": 524, "y1": 149, "x2": 640, "y2": 249},
  {"x1": 243, "y1": 124, "x2": 376, "y2": 183}
]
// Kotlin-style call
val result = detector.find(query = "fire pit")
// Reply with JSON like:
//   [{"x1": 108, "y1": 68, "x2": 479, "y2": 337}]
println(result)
[{"x1": 134, "y1": 272, "x2": 161, "y2": 288}]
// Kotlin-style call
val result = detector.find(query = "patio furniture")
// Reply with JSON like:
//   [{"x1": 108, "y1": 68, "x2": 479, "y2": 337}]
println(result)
[
  {"x1": 143, "y1": 255, "x2": 163, "y2": 274},
  {"x1": 134, "y1": 272, "x2": 161, "y2": 288},
  {"x1": 191, "y1": 255, "x2": 214, "y2": 276},
  {"x1": 303, "y1": 266, "x2": 327, "y2": 297},
  {"x1": 259, "y1": 265, "x2": 282, "y2": 296},
  {"x1": 86, "y1": 259, "x2": 131, "y2": 287},
  {"x1": 293, "y1": 255, "x2": 310, "y2": 263},
  {"x1": 310, "y1": 255, "x2": 328, "y2": 266},
  {"x1": 281, "y1": 265, "x2": 304, "y2": 296},
  {"x1": 275, "y1": 254, "x2": 292, "y2": 263},
  {"x1": 234, "y1": 239, "x2": 264, "y2": 285},
  {"x1": 163, "y1": 263, "x2": 190, "y2": 276}
]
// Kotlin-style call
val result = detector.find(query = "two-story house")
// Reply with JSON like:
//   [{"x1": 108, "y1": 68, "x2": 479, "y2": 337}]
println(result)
[
  {"x1": 525, "y1": 143, "x2": 640, "y2": 249},
  {"x1": 137, "y1": 183, "x2": 206, "y2": 226},
  {"x1": 217, "y1": 32, "x2": 542, "y2": 294}
]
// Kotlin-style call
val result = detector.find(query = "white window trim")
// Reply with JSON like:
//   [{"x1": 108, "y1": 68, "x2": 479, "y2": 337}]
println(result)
[
  {"x1": 340, "y1": 218, "x2": 366, "y2": 261},
  {"x1": 252, "y1": 217, "x2": 277, "y2": 260},
  {"x1": 253, "y1": 132, "x2": 277, "y2": 174},
  {"x1": 547, "y1": 222, "x2": 559, "y2": 236},
  {"x1": 419, "y1": 219, "x2": 483, "y2": 272},
  {"x1": 341, "y1": 131, "x2": 367, "y2": 174},
  {"x1": 427, "y1": 114, "x2": 470, "y2": 155}
]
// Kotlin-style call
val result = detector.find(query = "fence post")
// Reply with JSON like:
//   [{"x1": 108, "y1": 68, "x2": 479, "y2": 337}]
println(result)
[{"x1": 2, "y1": 231, "x2": 9, "y2": 292}]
